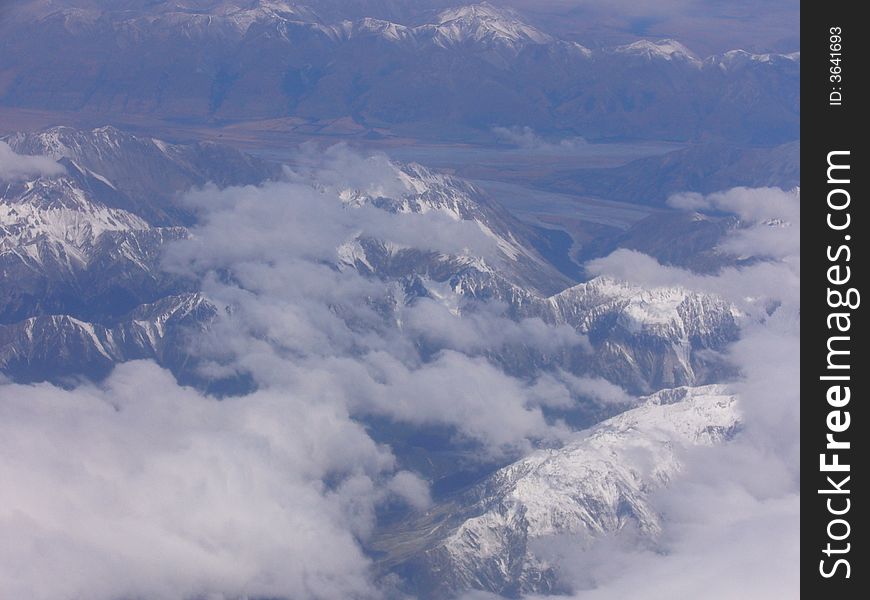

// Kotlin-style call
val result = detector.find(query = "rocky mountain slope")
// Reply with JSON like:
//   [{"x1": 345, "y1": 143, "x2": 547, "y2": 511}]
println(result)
[
  {"x1": 374, "y1": 384, "x2": 740, "y2": 597},
  {"x1": 2, "y1": 126, "x2": 739, "y2": 393},
  {"x1": 1, "y1": 125, "x2": 756, "y2": 598},
  {"x1": 3, "y1": 125, "x2": 281, "y2": 224}
]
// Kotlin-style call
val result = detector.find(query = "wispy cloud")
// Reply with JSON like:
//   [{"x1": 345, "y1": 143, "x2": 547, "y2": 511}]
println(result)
[
  {"x1": 492, "y1": 126, "x2": 588, "y2": 152},
  {"x1": 517, "y1": 186, "x2": 800, "y2": 598},
  {"x1": 0, "y1": 145, "x2": 593, "y2": 599},
  {"x1": 0, "y1": 138, "x2": 799, "y2": 598},
  {"x1": 0, "y1": 141, "x2": 65, "y2": 181}
]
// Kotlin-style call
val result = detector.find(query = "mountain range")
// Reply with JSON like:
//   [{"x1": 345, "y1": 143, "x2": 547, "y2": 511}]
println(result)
[
  {"x1": 1, "y1": 125, "x2": 755, "y2": 598},
  {"x1": 375, "y1": 385, "x2": 739, "y2": 597},
  {"x1": 2, "y1": 126, "x2": 740, "y2": 399},
  {"x1": 0, "y1": 1, "x2": 799, "y2": 144},
  {"x1": 0, "y1": 0, "x2": 803, "y2": 596}
]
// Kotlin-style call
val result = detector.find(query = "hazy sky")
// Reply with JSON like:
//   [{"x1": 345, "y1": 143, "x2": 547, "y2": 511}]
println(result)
[
  {"x1": 2, "y1": 0, "x2": 800, "y2": 55},
  {"x1": 496, "y1": 0, "x2": 800, "y2": 54}
]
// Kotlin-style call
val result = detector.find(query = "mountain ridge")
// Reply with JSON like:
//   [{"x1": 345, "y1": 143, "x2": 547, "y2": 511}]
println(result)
[{"x1": 0, "y1": 3, "x2": 799, "y2": 144}]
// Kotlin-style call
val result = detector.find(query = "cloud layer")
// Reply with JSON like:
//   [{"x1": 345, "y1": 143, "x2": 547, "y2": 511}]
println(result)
[
  {"x1": 0, "y1": 140, "x2": 798, "y2": 598},
  {"x1": 0, "y1": 141, "x2": 66, "y2": 181},
  {"x1": 0, "y1": 361, "x2": 389, "y2": 600},
  {"x1": 524, "y1": 186, "x2": 801, "y2": 598},
  {"x1": 0, "y1": 146, "x2": 594, "y2": 599}
]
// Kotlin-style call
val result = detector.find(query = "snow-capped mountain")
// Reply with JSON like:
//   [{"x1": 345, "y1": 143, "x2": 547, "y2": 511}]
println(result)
[
  {"x1": 3, "y1": 126, "x2": 281, "y2": 225},
  {"x1": 0, "y1": 0, "x2": 799, "y2": 595},
  {"x1": 0, "y1": 293, "x2": 213, "y2": 381},
  {"x1": 384, "y1": 267, "x2": 738, "y2": 392},
  {"x1": 1, "y1": 176, "x2": 149, "y2": 262},
  {"x1": 0, "y1": 3, "x2": 800, "y2": 143},
  {"x1": 346, "y1": 3, "x2": 551, "y2": 52},
  {"x1": 0, "y1": 127, "x2": 279, "y2": 376},
  {"x1": 374, "y1": 384, "x2": 740, "y2": 597},
  {"x1": 710, "y1": 49, "x2": 801, "y2": 71},
  {"x1": 322, "y1": 162, "x2": 739, "y2": 392},
  {"x1": 1, "y1": 127, "x2": 739, "y2": 395},
  {"x1": 0, "y1": 124, "x2": 777, "y2": 598},
  {"x1": 1, "y1": 128, "x2": 745, "y2": 589},
  {"x1": 542, "y1": 278, "x2": 738, "y2": 391},
  {"x1": 0, "y1": 125, "x2": 281, "y2": 322},
  {"x1": 0, "y1": 172, "x2": 190, "y2": 323},
  {"x1": 331, "y1": 167, "x2": 740, "y2": 388},
  {"x1": 613, "y1": 39, "x2": 701, "y2": 65},
  {"x1": 426, "y1": 3, "x2": 552, "y2": 50},
  {"x1": 333, "y1": 160, "x2": 572, "y2": 296}
]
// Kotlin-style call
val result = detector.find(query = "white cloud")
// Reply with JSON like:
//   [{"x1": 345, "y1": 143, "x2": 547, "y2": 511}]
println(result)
[
  {"x1": 401, "y1": 297, "x2": 589, "y2": 355},
  {"x1": 492, "y1": 126, "x2": 588, "y2": 152},
  {"x1": 0, "y1": 361, "x2": 388, "y2": 600},
  {"x1": 161, "y1": 147, "x2": 586, "y2": 457},
  {"x1": 0, "y1": 141, "x2": 66, "y2": 181},
  {"x1": 0, "y1": 132, "x2": 800, "y2": 600},
  {"x1": 521, "y1": 187, "x2": 800, "y2": 598},
  {"x1": 387, "y1": 471, "x2": 433, "y2": 511},
  {"x1": 1, "y1": 144, "x2": 596, "y2": 598}
]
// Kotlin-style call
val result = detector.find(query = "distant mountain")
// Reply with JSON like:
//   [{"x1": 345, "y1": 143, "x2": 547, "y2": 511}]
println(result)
[
  {"x1": 541, "y1": 141, "x2": 800, "y2": 206},
  {"x1": 374, "y1": 384, "x2": 740, "y2": 597},
  {"x1": 614, "y1": 38, "x2": 699, "y2": 63},
  {"x1": 1, "y1": 126, "x2": 738, "y2": 395},
  {"x1": 423, "y1": 3, "x2": 553, "y2": 50},
  {"x1": 0, "y1": 2, "x2": 799, "y2": 144}
]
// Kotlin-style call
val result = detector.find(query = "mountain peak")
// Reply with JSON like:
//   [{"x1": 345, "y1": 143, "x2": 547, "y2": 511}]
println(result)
[
  {"x1": 615, "y1": 38, "x2": 700, "y2": 63},
  {"x1": 712, "y1": 48, "x2": 801, "y2": 69},
  {"x1": 432, "y1": 2, "x2": 552, "y2": 48},
  {"x1": 437, "y1": 2, "x2": 517, "y2": 22},
  {"x1": 376, "y1": 383, "x2": 740, "y2": 597}
]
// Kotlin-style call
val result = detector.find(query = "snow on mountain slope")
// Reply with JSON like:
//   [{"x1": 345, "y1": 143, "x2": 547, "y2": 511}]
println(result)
[
  {"x1": 0, "y1": 143, "x2": 204, "y2": 363},
  {"x1": 0, "y1": 128, "x2": 237, "y2": 326},
  {"x1": 711, "y1": 49, "x2": 801, "y2": 70},
  {"x1": 1, "y1": 126, "x2": 740, "y2": 396},
  {"x1": 350, "y1": 16, "x2": 414, "y2": 42},
  {"x1": 428, "y1": 3, "x2": 552, "y2": 50},
  {"x1": 330, "y1": 168, "x2": 739, "y2": 391},
  {"x1": 334, "y1": 160, "x2": 573, "y2": 296},
  {"x1": 3, "y1": 126, "x2": 281, "y2": 225},
  {"x1": 536, "y1": 277, "x2": 739, "y2": 392},
  {"x1": 174, "y1": 1, "x2": 552, "y2": 50},
  {"x1": 101, "y1": 1, "x2": 321, "y2": 39},
  {"x1": 482, "y1": 385, "x2": 738, "y2": 538},
  {"x1": 1, "y1": 126, "x2": 754, "y2": 599},
  {"x1": 375, "y1": 384, "x2": 740, "y2": 597},
  {"x1": 548, "y1": 277, "x2": 739, "y2": 343},
  {"x1": 0, "y1": 166, "x2": 190, "y2": 322},
  {"x1": 614, "y1": 39, "x2": 700, "y2": 65},
  {"x1": 1, "y1": 176, "x2": 149, "y2": 270},
  {"x1": 340, "y1": 3, "x2": 552, "y2": 53},
  {"x1": 381, "y1": 268, "x2": 738, "y2": 393},
  {"x1": 6, "y1": 125, "x2": 144, "y2": 162},
  {"x1": 0, "y1": 293, "x2": 214, "y2": 381},
  {"x1": 4, "y1": 125, "x2": 241, "y2": 180}
]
